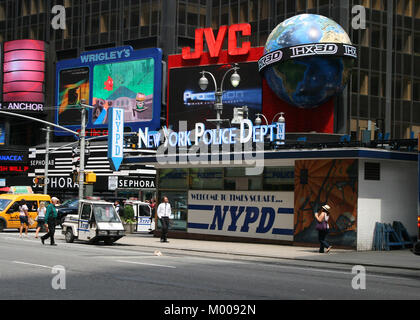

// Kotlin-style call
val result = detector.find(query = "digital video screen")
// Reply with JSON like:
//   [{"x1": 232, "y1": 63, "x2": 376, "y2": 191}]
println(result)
[
  {"x1": 92, "y1": 58, "x2": 155, "y2": 125},
  {"x1": 0, "y1": 123, "x2": 5, "y2": 145},
  {"x1": 168, "y1": 62, "x2": 262, "y2": 130},
  {"x1": 57, "y1": 67, "x2": 90, "y2": 126}
]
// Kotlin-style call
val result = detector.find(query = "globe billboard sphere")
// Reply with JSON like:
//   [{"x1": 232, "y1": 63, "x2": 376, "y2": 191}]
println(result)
[{"x1": 262, "y1": 14, "x2": 355, "y2": 108}]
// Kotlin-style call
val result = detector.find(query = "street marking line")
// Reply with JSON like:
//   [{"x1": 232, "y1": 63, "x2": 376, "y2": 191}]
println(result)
[
  {"x1": 116, "y1": 260, "x2": 176, "y2": 269},
  {"x1": 252, "y1": 263, "x2": 420, "y2": 282},
  {"x1": 12, "y1": 261, "x2": 53, "y2": 270}
]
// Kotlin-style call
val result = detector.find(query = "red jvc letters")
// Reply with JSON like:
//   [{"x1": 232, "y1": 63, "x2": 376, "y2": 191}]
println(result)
[{"x1": 182, "y1": 23, "x2": 251, "y2": 60}]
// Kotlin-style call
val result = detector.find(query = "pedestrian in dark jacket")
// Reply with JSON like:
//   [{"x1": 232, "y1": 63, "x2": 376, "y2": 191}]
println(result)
[{"x1": 41, "y1": 197, "x2": 59, "y2": 246}]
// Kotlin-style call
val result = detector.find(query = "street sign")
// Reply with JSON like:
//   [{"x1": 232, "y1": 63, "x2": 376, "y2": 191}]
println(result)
[
  {"x1": 108, "y1": 176, "x2": 118, "y2": 191},
  {"x1": 72, "y1": 147, "x2": 90, "y2": 155},
  {"x1": 108, "y1": 108, "x2": 124, "y2": 171}
]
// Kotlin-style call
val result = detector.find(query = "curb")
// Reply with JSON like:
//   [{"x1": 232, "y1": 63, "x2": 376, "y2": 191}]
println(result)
[{"x1": 118, "y1": 240, "x2": 420, "y2": 272}]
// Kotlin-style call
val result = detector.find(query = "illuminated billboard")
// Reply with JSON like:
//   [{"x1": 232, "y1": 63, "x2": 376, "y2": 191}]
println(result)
[
  {"x1": 92, "y1": 58, "x2": 155, "y2": 125},
  {"x1": 58, "y1": 67, "x2": 90, "y2": 126},
  {"x1": 55, "y1": 46, "x2": 162, "y2": 136},
  {"x1": 168, "y1": 62, "x2": 262, "y2": 130},
  {"x1": 0, "y1": 123, "x2": 5, "y2": 145},
  {"x1": 1, "y1": 40, "x2": 46, "y2": 112}
]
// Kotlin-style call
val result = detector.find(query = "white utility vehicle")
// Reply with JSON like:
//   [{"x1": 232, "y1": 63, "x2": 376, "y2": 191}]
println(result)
[
  {"x1": 124, "y1": 200, "x2": 155, "y2": 233},
  {"x1": 62, "y1": 200, "x2": 125, "y2": 244}
]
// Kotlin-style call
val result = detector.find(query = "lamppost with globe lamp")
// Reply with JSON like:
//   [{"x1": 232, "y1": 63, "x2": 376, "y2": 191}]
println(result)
[
  {"x1": 198, "y1": 63, "x2": 241, "y2": 130},
  {"x1": 255, "y1": 112, "x2": 286, "y2": 145}
]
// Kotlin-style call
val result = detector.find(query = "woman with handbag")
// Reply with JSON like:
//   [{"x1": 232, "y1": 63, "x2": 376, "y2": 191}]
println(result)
[
  {"x1": 315, "y1": 204, "x2": 332, "y2": 253},
  {"x1": 35, "y1": 201, "x2": 47, "y2": 239}
]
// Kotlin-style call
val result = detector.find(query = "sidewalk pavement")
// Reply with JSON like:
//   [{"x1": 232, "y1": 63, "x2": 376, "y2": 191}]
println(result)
[{"x1": 118, "y1": 233, "x2": 420, "y2": 271}]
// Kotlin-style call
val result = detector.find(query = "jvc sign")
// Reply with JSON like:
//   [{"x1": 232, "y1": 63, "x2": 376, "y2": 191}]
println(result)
[
  {"x1": 188, "y1": 191, "x2": 294, "y2": 241},
  {"x1": 182, "y1": 23, "x2": 251, "y2": 60},
  {"x1": 108, "y1": 108, "x2": 124, "y2": 171}
]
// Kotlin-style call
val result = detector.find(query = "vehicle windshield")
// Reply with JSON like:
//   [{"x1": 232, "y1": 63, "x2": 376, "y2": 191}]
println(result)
[
  {"x1": 0, "y1": 199, "x2": 11, "y2": 211},
  {"x1": 92, "y1": 204, "x2": 120, "y2": 223},
  {"x1": 139, "y1": 205, "x2": 151, "y2": 217},
  {"x1": 61, "y1": 199, "x2": 78, "y2": 208}
]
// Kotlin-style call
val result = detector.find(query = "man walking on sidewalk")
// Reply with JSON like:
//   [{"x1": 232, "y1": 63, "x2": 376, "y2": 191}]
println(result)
[
  {"x1": 41, "y1": 197, "x2": 59, "y2": 246},
  {"x1": 157, "y1": 196, "x2": 171, "y2": 243}
]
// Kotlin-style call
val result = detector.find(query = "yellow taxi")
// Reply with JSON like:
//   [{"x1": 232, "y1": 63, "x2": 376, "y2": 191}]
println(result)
[{"x1": 0, "y1": 193, "x2": 51, "y2": 231}]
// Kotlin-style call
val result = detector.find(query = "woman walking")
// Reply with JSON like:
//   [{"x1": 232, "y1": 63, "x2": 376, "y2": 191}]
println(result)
[
  {"x1": 315, "y1": 204, "x2": 332, "y2": 253},
  {"x1": 35, "y1": 201, "x2": 47, "y2": 239},
  {"x1": 19, "y1": 199, "x2": 29, "y2": 238}
]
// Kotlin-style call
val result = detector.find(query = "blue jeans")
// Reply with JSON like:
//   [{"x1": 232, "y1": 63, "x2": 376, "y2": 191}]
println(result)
[{"x1": 318, "y1": 230, "x2": 330, "y2": 253}]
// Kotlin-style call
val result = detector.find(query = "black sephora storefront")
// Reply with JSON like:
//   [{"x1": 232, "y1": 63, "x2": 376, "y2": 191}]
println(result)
[{"x1": 28, "y1": 142, "x2": 156, "y2": 202}]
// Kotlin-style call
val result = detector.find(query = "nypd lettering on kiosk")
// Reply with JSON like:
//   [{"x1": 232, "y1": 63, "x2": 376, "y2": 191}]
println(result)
[
  {"x1": 188, "y1": 191, "x2": 294, "y2": 241},
  {"x1": 138, "y1": 119, "x2": 285, "y2": 149}
]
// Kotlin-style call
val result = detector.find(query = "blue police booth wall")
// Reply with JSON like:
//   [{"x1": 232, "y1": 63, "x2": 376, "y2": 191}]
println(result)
[
  {"x1": 187, "y1": 190, "x2": 294, "y2": 241},
  {"x1": 157, "y1": 162, "x2": 357, "y2": 246},
  {"x1": 157, "y1": 166, "x2": 296, "y2": 242}
]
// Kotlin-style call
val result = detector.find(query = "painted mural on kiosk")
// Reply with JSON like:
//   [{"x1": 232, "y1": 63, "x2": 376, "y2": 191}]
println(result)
[{"x1": 294, "y1": 159, "x2": 358, "y2": 247}]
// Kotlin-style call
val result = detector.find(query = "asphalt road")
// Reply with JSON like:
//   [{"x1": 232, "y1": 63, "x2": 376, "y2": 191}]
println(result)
[{"x1": 0, "y1": 231, "x2": 420, "y2": 300}]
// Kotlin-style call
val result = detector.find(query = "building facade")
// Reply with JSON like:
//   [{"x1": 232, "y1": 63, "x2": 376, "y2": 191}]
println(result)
[
  {"x1": 0, "y1": 0, "x2": 418, "y2": 144},
  {"x1": 0, "y1": 0, "x2": 419, "y2": 144}
]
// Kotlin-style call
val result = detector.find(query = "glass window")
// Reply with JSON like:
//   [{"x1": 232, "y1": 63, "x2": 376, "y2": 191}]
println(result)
[
  {"x1": 159, "y1": 168, "x2": 188, "y2": 189},
  {"x1": 190, "y1": 168, "x2": 223, "y2": 190},
  {"x1": 224, "y1": 178, "x2": 236, "y2": 190},
  {"x1": 81, "y1": 204, "x2": 91, "y2": 220},
  {"x1": 249, "y1": 176, "x2": 263, "y2": 190},
  {"x1": 158, "y1": 191, "x2": 187, "y2": 231},
  {"x1": 225, "y1": 167, "x2": 246, "y2": 177},
  {"x1": 93, "y1": 204, "x2": 119, "y2": 223},
  {"x1": 0, "y1": 199, "x2": 11, "y2": 211},
  {"x1": 138, "y1": 204, "x2": 151, "y2": 217},
  {"x1": 26, "y1": 201, "x2": 38, "y2": 211},
  {"x1": 263, "y1": 167, "x2": 295, "y2": 191},
  {"x1": 9, "y1": 202, "x2": 20, "y2": 213}
]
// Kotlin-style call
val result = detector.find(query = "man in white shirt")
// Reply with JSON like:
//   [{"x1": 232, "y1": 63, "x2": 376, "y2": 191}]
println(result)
[
  {"x1": 157, "y1": 196, "x2": 171, "y2": 243},
  {"x1": 114, "y1": 200, "x2": 120, "y2": 216}
]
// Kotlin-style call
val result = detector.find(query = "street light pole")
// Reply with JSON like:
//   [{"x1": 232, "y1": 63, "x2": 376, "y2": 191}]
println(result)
[
  {"x1": 78, "y1": 101, "x2": 87, "y2": 201},
  {"x1": 199, "y1": 64, "x2": 241, "y2": 130},
  {"x1": 43, "y1": 126, "x2": 51, "y2": 195}
]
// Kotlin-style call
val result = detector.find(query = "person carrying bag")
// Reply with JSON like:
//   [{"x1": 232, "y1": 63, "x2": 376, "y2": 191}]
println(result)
[
  {"x1": 315, "y1": 204, "x2": 332, "y2": 253},
  {"x1": 35, "y1": 201, "x2": 47, "y2": 239}
]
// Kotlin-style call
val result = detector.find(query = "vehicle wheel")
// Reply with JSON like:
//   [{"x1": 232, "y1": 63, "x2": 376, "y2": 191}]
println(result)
[
  {"x1": 0, "y1": 220, "x2": 5, "y2": 232},
  {"x1": 414, "y1": 241, "x2": 420, "y2": 256},
  {"x1": 104, "y1": 238, "x2": 115, "y2": 245},
  {"x1": 65, "y1": 229, "x2": 75, "y2": 243}
]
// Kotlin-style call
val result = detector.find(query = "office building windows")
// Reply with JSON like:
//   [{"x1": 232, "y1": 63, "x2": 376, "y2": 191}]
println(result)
[{"x1": 0, "y1": 0, "x2": 417, "y2": 145}]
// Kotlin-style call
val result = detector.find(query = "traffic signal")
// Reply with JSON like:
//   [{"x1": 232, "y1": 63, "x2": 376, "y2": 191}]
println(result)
[
  {"x1": 34, "y1": 176, "x2": 45, "y2": 186},
  {"x1": 129, "y1": 133, "x2": 138, "y2": 149},
  {"x1": 85, "y1": 172, "x2": 96, "y2": 184},
  {"x1": 72, "y1": 171, "x2": 78, "y2": 183}
]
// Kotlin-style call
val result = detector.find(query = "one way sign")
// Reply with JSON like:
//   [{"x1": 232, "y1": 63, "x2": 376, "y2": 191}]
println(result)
[{"x1": 108, "y1": 108, "x2": 124, "y2": 171}]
